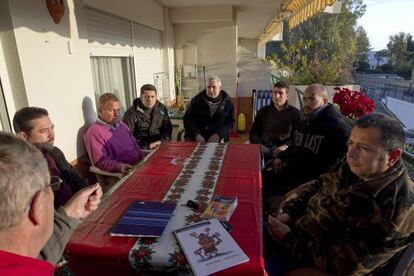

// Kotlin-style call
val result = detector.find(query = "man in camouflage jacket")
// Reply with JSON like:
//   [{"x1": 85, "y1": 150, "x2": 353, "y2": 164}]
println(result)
[{"x1": 266, "y1": 113, "x2": 414, "y2": 275}]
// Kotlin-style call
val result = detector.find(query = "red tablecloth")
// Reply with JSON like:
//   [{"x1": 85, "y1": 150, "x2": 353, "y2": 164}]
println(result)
[{"x1": 65, "y1": 142, "x2": 263, "y2": 275}]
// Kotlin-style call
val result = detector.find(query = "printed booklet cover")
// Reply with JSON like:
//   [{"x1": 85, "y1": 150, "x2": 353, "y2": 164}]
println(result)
[
  {"x1": 202, "y1": 195, "x2": 238, "y2": 221},
  {"x1": 174, "y1": 218, "x2": 249, "y2": 276},
  {"x1": 111, "y1": 201, "x2": 176, "y2": 237}
]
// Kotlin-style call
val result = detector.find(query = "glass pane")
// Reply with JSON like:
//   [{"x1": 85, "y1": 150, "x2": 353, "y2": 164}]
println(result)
[{"x1": 90, "y1": 57, "x2": 136, "y2": 115}]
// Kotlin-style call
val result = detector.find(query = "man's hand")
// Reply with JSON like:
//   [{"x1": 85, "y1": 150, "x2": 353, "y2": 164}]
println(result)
[
  {"x1": 260, "y1": 145, "x2": 270, "y2": 155},
  {"x1": 272, "y1": 158, "x2": 284, "y2": 174},
  {"x1": 120, "y1": 163, "x2": 133, "y2": 174},
  {"x1": 276, "y1": 212, "x2": 291, "y2": 225},
  {"x1": 63, "y1": 183, "x2": 103, "y2": 220},
  {"x1": 273, "y1": 144, "x2": 288, "y2": 156},
  {"x1": 195, "y1": 134, "x2": 206, "y2": 144},
  {"x1": 149, "y1": 140, "x2": 162, "y2": 149},
  {"x1": 207, "y1": 133, "x2": 220, "y2": 143},
  {"x1": 267, "y1": 214, "x2": 291, "y2": 241}
]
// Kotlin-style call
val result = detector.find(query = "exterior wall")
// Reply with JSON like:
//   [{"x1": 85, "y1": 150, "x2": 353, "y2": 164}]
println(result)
[
  {"x1": 237, "y1": 39, "x2": 273, "y2": 97},
  {"x1": 162, "y1": 7, "x2": 176, "y2": 103},
  {"x1": 0, "y1": 0, "x2": 174, "y2": 161},
  {"x1": 2, "y1": 0, "x2": 95, "y2": 161},
  {"x1": 174, "y1": 21, "x2": 237, "y2": 97},
  {"x1": 239, "y1": 38, "x2": 258, "y2": 56},
  {"x1": 0, "y1": 0, "x2": 28, "y2": 120},
  {"x1": 84, "y1": 0, "x2": 164, "y2": 31}
]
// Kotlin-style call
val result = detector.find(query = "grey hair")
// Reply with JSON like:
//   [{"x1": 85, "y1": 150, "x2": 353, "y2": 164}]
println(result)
[
  {"x1": 306, "y1": 83, "x2": 328, "y2": 99},
  {"x1": 0, "y1": 132, "x2": 50, "y2": 231},
  {"x1": 207, "y1": 75, "x2": 222, "y2": 84}
]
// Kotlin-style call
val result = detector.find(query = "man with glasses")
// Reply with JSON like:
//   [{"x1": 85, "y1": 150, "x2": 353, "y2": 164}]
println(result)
[
  {"x1": 13, "y1": 107, "x2": 89, "y2": 208},
  {"x1": 265, "y1": 114, "x2": 414, "y2": 275},
  {"x1": 184, "y1": 76, "x2": 235, "y2": 143},
  {"x1": 0, "y1": 132, "x2": 102, "y2": 273},
  {"x1": 263, "y1": 84, "x2": 350, "y2": 198},
  {"x1": 12, "y1": 108, "x2": 103, "y2": 265},
  {"x1": 123, "y1": 84, "x2": 172, "y2": 150}
]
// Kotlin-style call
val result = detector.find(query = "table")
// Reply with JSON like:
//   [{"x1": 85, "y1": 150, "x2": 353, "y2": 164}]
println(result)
[{"x1": 65, "y1": 142, "x2": 263, "y2": 275}]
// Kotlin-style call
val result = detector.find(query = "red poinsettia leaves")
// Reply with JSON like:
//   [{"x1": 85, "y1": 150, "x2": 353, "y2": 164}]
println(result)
[{"x1": 333, "y1": 87, "x2": 375, "y2": 119}]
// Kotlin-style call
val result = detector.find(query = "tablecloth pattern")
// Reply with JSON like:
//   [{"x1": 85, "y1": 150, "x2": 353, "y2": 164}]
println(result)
[{"x1": 65, "y1": 142, "x2": 263, "y2": 275}]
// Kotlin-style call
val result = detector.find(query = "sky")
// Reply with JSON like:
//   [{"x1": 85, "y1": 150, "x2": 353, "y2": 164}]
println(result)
[{"x1": 357, "y1": 0, "x2": 414, "y2": 51}]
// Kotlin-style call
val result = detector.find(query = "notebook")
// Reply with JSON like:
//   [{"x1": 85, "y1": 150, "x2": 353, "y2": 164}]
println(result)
[
  {"x1": 174, "y1": 218, "x2": 249, "y2": 276},
  {"x1": 111, "y1": 201, "x2": 176, "y2": 237}
]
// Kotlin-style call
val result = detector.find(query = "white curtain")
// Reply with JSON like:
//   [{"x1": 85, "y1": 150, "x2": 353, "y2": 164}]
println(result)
[{"x1": 90, "y1": 57, "x2": 136, "y2": 114}]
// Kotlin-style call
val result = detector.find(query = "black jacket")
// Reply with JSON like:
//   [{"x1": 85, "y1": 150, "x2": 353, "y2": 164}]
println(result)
[
  {"x1": 184, "y1": 90, "x2": 235, "y2": 141},
  {"x1": 48, "y1": 147, "x2": 88, "y2": 208},
  {"x1": 123, "y1": 98, "x2": 172, "y2": 149},
  {"x1": 250, "y1": 103, "x2": 301, "y2": 148},
  {"x1": 277, "y1": 103, "x2": 351, "y2": 187}
]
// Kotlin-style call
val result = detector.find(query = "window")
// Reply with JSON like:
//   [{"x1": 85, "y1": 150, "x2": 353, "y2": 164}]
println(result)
[
  {"x1": 90, "y1": 57, "x2": 136, "y2": 113},
  {"x1": 0, "y1": 78, "x2": 11, "y2": 132}
]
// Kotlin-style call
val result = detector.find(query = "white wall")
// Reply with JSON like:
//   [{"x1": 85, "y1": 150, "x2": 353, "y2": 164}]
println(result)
[
  {"x1": 162, "y1": 7, "x2": 176, "y2": 104},
  {"x1": 1, "y1": 0, "x2": 175, "y2": 161},
  {"x1": 4, "y1": 0, "x2": 96, "y2": 160},
  {"x1": 84, "y1": 0, "x2": 164, "y2": 31},
  {"x1": 237, "y1": 40, "x2": 273, "y2": 97},
  {"x1": 175, "y1": 21, "x2": 237, "y2": 97}
]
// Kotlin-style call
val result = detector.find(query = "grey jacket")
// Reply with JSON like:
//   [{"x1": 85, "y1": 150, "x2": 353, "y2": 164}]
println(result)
[{"x1": 38, "y1": 206, "x2": 81, "y2": 265}]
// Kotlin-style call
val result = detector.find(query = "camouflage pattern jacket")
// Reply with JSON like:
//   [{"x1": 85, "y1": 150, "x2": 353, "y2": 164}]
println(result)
[{"x1": 281, "y1": 159, "x2": 414, "y2": 275}]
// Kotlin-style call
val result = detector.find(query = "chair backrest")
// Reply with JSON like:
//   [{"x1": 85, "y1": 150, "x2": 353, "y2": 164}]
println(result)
[
  {"x1": 252, "y1": 89, "x2": 272, "y2": 121},
  {"x1": 83, "y1": 133, "x2": 95, "y2": 166}
]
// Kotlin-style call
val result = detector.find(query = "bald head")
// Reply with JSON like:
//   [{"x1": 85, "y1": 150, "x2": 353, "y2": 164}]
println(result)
[{"x1": 302, "y1": 84, "x2": 328, "y2": 115}]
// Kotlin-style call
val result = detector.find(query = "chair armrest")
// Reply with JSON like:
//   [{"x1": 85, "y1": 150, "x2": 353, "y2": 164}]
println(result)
[{"x1": 89, "y1": 165, "x2": 122, "y2": 179}]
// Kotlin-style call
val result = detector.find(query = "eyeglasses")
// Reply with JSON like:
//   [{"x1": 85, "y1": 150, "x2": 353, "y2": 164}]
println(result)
[
  {"x1": 24, "y1": 178, "x2": 58, "y2": 213},
  {"x1": 50, "y1": 176, "x2": 63, "y2": 192}
]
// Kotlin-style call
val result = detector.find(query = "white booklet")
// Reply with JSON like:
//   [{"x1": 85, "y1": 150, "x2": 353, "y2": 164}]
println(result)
[{"x1": 173, "y1": 218, "x2": 249, "y2": 276}]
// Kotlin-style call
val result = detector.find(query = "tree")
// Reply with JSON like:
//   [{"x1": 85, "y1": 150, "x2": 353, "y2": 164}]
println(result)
[
  {"x1": 387, "y1": 32, "x2": 410, "y2": 67},
  {"x1": 267, "y1": 0, "x2": 367, "y2": 85},
  {"x1": 355, "y1": 26, "x2": 371, "y2": 65},
  {"x1": 386, "y1": 32, "x2": 414, "y2": 79},
  {"x1": 374, "y1": 49, "x2": 388, "y2": 68}
]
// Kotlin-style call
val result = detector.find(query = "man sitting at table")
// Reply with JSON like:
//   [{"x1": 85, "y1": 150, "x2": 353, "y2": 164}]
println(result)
[
  {"x1": 262, "y1": 83, "x2": 350, "y2": 197},
  {"x1": 85, "y1": 93, "x2": 144, "y2": 174},
  {"x1": 123, "y1": 84, "x2": 172, "y2": 150},
  {"x1": 0, "y1": 132, "x2": 102, "y2": 272},
  {"x1": 184, "y1": 76, "x2": 235, "y2": 143},
  {"x1": 265, "y1": 114, "x2": 414, "y2": 275},
  {"x1": 249, "y1": 81, "x2": 301, "y2": 161},
  {"x1": 13, "y1": 107, "x2": 89, "y2": 208}
]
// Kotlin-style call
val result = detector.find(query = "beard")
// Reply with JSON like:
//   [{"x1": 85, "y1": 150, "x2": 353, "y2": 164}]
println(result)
[{"x1": 31, "y1": 141, "x2": 54, "y2": 151}]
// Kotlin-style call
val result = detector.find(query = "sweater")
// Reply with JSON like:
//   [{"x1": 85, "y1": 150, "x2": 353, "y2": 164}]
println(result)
[{"x1": 84, "y1": 119, "x2": 144, "y2": 173}]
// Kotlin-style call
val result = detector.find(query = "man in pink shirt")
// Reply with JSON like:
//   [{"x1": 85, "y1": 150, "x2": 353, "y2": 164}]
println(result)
[{"x1": 85, "y1": 93, "x2": 144, "y2": 174}]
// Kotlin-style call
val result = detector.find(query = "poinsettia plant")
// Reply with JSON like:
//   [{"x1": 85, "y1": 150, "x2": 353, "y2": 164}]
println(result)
[{"x1": 333, "y1": 87, "x2": 375, "y2": 119}]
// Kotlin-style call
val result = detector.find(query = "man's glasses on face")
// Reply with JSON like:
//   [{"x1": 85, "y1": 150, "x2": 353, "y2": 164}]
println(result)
[
  {"x1": 50, "y1": 176, "x2": 63, "y2": 192},
  {"x1": 24, "y1": 177, "x2": 60, "y2": 213}
]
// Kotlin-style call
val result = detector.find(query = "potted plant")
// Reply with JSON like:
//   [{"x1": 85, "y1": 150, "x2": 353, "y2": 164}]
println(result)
[{"x1": 333, "y1": 87, "x2": 375, "y2": 120}]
